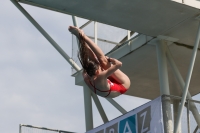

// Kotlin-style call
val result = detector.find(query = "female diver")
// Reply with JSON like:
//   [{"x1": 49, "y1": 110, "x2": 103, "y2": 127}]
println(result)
[{"x1": 69, "y1": 26, "x2": 130, "y2": 98}]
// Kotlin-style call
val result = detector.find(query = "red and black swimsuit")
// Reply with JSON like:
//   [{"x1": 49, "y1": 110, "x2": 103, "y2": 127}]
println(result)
[
  {"x1": 89, "y1": 80, "x2": 111, "y2": 97},
  {"x1": 88, "y1": 78, "x2": 128, "y2": 97}
]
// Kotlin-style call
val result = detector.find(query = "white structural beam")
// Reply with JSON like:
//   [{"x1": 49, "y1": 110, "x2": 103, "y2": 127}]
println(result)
[
  {"x1": 94, "y1": 21, "x2": 97, "y2": 44},
  {"x1": 106, "y1": 98, "x2": 127, "y2": 114},
  {"x1": 166, "y1": 45, "x2": 200, "y2": 129},
  {"x1": 127, "y1": 30, "x2": 130, "y2": 40},
  {"x1": 156, "y1": 41, "x2": 170, "y2": 95},
  {"x1": 91, "y1": 93, "x2": 109, "y2": 123},
  {"x1": 19, "y1": 124, "x2": 22, "y2": 133},
  {"x1": 10, "y1": 0, "x2": 80, "y2": 71},
  {"x1": 127, "y1": 30, "x2": 130, "y2": 45},
  {"x1": 87, "y1": 36, "x2": 120, "y2": 45},
  {"x1": 72, "y1": 16, "x2": 80, "y2": 50},
  {"x1": 72, "y1": 16, "x2": 78, "y2": 27},
  {"x1": 194, "y1": 125, "x2": 199, "y2": 133},
  {"x1": 92, "y1": 21, "x2": 110, "y2": 124},
  {"x1": 174, "y1": 22, "x2": 200, "y2": 133},
  {"x1": 83, "y1": 85, "x2": 94, "y2": 130},
  {"x1": 71, "y1": 15, "x2": 94, "y2": 131},
  {"x1": 80, "y1": 20, "x2": 93, "y2": 29},
  {"x1": 187, "y1": 101, "x2": 191, "y2": 133},
  {"x1": 156, "y1": 40, "x2": 173, "y2": 133}
]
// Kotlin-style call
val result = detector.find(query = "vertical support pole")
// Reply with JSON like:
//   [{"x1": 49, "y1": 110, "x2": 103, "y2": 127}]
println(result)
[
  {"x1": 127, "y1": 30, "x2": 130, "y2": 40},
  {"x1": 83, "y1": 85, "x2": 93, "y2": 131},
  {"x1": 174, "y1": 22, "x2": 200, "y2": 133},
  {"x1": 91, "y1": 93, "x2": 109, "y2": 123},
  {"x1": 156, "y1": 40, "x2": 170, "y2": 95},
  {"x1": 106, "y1": 98, "x2": 127, "y2": 114},
  {"x1": 127, "y1": 30, "x2": 131, "y2": 45},
  {"x1": 166, "y1": 46, "x2": 200, "y2": 129},
  {"x1": 71, "y1": 16, "x2": 80, "y2": 49},
  {"x1": 71, "y1": 15, "x2": 94, "y2": 129},
  {"x1": 173, "y1": 100, "x2": 181, "y2": 133},
  {"x1": 19, "y1": 124, "x2": 22, "y2": 133},
  {"x1": 72, "y1": 16, "x2": 78, "y2": 27},
  {"x1": 156, "y1": 40, "x2": 173, "y2": 133},
  {"x1": 187, "y1": 100, "x2": 191, "y2": 133},
  {"x1": 94, "y1": 22, "x2": 97, "y2": 44}
]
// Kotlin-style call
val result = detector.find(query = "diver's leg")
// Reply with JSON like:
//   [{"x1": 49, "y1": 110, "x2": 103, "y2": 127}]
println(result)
[
  {"x1": 69, "y1": 26, "x2": 130, "y2": 89},
  {"x1": 69, "y1": 26, "x2": 110, "y2": 69},
  {"x1": 109, "y1": 69, "x2": 131, "y2": 89}
]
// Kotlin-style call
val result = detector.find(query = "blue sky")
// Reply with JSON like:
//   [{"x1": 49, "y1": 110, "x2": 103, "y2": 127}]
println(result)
[{"x1": 2, "y1": 1, "x2": 200, "y2": 133}]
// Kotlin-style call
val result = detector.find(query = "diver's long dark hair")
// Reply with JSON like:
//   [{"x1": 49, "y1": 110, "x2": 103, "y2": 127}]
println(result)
[{"x1": 78, "y1": 34, "x2": 99, "y2": 77}]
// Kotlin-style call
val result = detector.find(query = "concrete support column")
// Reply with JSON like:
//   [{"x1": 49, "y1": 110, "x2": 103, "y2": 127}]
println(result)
[{"x1": 156, "y1": 40, "x2": 173, "y2": 133}]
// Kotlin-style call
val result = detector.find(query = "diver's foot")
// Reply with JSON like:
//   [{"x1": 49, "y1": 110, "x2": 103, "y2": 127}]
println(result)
[{"x1": 68, "y1": 26, "x2": 84, "y2": 37}]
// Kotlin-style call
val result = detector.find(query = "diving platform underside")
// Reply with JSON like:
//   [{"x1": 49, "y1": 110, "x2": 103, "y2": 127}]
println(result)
[
  {"x1": 19, "y1": 0, "x2": 200, "y2": 99},
  {"x1": 120, "y1": 43, "x2": 200, "y2": 99},
  {"x1": 73, "y1": 37, "x2": 200, "y2": 99},
  {"x1": 20, "y1": 0, "x2": 200, "y2": 46}
]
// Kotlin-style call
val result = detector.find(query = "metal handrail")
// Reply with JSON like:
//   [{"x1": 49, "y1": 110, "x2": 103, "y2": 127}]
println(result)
[
  {"x1": 162, "y1": 94, "x2": 200, "y2": 104},
  {"x1": 19, "y1": 124, "x2": 75, "y2": 133}
]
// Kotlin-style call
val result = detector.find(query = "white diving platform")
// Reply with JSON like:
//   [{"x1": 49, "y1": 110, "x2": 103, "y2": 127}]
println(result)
[
  {"x1": 19, "y1": 0, "x2": 200, "y2": 46},
  {"x1": 18, "y1": 0, "x2": 200, "y2": 99},
  {"x1": 12, "y1": 0, "x2": 200, "y2": 132}
]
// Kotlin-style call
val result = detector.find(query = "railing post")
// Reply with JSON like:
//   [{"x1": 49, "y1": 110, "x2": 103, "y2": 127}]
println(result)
[
  {"x1": 127, "y1": 30, "x2": 130, "y2": 45},
  {"x1": 94, "y1": 21, "x2": 97, "y2": 44}
]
